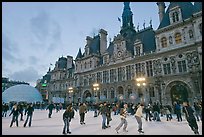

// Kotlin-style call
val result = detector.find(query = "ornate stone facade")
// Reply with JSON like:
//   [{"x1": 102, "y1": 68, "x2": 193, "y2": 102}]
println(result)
[{"x1": 46, "y1": 2, "x2": 202, "y2": 105}]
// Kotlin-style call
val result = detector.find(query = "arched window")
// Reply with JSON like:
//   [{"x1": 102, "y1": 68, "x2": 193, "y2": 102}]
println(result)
[
  {"x1": 175, "y1": 33, "x2": 182, "y2": 44},
  {"x1": 169, "y1": 36, "x2": 173, "y2": 45},
  {"x1": 161, "y1": 37, "x2": 167, "y2": 48},
  {"x1": 172, "y1": 12, "x2": 179, "y2": 23},
  {"x1": 189, "y1": 30, "x2": 194, "y2": 39}
]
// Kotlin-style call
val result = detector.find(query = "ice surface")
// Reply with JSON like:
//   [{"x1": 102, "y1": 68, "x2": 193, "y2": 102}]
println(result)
[{"x1": 2, "y1": 109, "x2": 202, "y2": 135}]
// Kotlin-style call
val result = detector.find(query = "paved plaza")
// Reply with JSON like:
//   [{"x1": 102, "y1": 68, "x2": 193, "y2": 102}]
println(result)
[{"x1": 2, "y1": 109, "x2": 202, "y2": 135}]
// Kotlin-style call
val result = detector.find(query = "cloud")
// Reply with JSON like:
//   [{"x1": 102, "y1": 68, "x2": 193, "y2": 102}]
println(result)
[
  {"x1": 28, "y1": 56, "x2": 38, "y2": 65},
  {"x1": 30, "y1": 11, "x2": 50, "y2": 41},
  {"x1": 2, "y1": 33, "x2": 23, "y2": 64},
  {"x1": 9, "y1": 67, "x2": 41, "y2": 86},
  {"x1": 30, "y1": 11, "x2": 62, "y2": 52}
]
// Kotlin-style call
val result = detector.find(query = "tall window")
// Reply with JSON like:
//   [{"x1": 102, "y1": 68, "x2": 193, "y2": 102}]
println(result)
[
  {"x1": 135, "y1": 46, "x2": 141, "y2": 56},
  {"x1": 161, "y1": 37, "x2": 167, "y2": 48},
  {"x1": 178, "y1": 60, "x2": 187, "y2": 73},
  {"x1": 175, "y1": 33, "x2": 182, "y2": 44},
  {"x1": 146, "y1": 61, "x2": 153, "y2": 77},
  {"x1": 110, "y1": 89, "x2": 114, "y2": 99},
  {"x1": 90, "y1": 60, "x2": 92, "y2": 68},
  {"x1": 84, "y1": 79, "x2": 88, "y2": 86},
  {"x1": 97, "y1": 72, "x2": 102, "y2": 83},
  {"x1": 172, "y1": 12, "x2": 179, "y2": 22},
  {"x1": 118, "y1": 67, "x2": 122, "y2": 82},
  {"x1": 103, "y1": 89, "x2": 107, "y2": 99},
  {"x1": 199, "y1": 23, "x2": 202, "y2": 35},
  {"x1": 103, "y1": 71, "x2": 108, "y2": 83},
  {"x1": 163, "y1": 63, "x2": 171, "y2": 75},
  {"x1": 110, "y1": 69, "x2": 116, "y2": 83},
  {"x1": 126, "y1": 65, "x2": 131, "y2": 80},
  {"x1": 85, "y1": 62, "x2": 87, "y2": 69},
  {"x1": 149, "y1": 87, "x2": 155, "y2": 97},
  {"x1": 135, "y1": 63, "x2": 142, "y2": 77},
  {"x1": 189, "y1": 30, "x2": 194, "y2": 39}
]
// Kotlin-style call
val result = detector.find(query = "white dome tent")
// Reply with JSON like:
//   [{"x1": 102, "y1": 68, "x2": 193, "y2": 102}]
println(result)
[{"x1": 2, "y1": 84, "x2": 43, "y2": 103}]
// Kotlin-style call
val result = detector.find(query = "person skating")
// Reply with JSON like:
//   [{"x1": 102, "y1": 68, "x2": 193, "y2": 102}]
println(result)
[
  {"x1": 98, "y1": 102, "x2": 108, "y2": 129},
  {"x1": 106, "y1": 103, "x2": 112, "y2": 128},
  {"x1": 115, "y1": 103, "x2": 128, "y2": 133},
  {"x1": 79, "y1": 103, "x2": 87, "y2": 125},
  {"x1": 23, "y1": 103, "x2": 34, "y2": 127},
  {"x1": 9, "y1": 104, "x2": 20, "y2": 127},
  {"x1": 62, "y1": 105, "x2": 73, "y2": 134},
  {"x1": 183, "y1": 101, "x2": 199, "y2": 135},
  {"x1": 135, "y1": 103, "x2": 145, "y2": 134},
  {"x1": 46, "y1": 102, "x2": 55, "y2": 118}
]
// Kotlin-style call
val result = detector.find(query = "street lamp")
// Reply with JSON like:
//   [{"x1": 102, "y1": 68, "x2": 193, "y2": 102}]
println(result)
[
  {"x1": 93, "y1": 83, "x2": 99, "y2": 103},
  {"x1": 68, "y1": 87, "x2": 74, "y2": 104},
  {"x1": 136, "y1": 77, "x2": 146, "y2": 103}
]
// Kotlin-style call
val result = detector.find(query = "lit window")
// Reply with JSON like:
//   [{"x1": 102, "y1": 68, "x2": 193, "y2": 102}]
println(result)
[
  {"x1": 175, "y1": 33, "x2": 182, "y2": 44},
  {"x1": 161, "y1": 37, "x2": 167, "y2": 48}
]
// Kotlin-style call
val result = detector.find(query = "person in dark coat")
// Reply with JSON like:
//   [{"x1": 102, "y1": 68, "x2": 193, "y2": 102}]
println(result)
[
  {"x1": 18, "y1": 103, "x2": 24, "y2": 121},
  {"x1": 106, "y1": 103, "x2": 112, "y2": 128},
  {"x1": 46, "y1": 103, "x2": 55, "y2": 118},
  {"x1": 79, "y1": 103, "x2": 87, "y2": 125},
  {"x1": 9, "y1": 104, "x2": 20, "y2": 127},
  {"x1": 62, "y1": 105, "x2": 73, "y2": 134},
  {"x1": 183, "y1": 101, "x2": 199, "y2": 135},
  {"x1": 3, "y1": 103, "x2": 9, "y2": 117},
  {"x1": 23, "y1": 103, "x2": 34, "y2": 127}
]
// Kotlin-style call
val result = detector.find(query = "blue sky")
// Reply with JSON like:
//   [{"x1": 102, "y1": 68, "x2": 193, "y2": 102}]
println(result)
[{"x1": 2, "y1": 2, "x2": 170, "y2": 86}]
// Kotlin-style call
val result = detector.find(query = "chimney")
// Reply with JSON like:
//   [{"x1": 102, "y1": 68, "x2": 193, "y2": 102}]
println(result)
[
  {"x1": 86, "y1": 36, "x2": 93, "y2": 46},
  {"x1": 157, "y1": 2, "x2": 166, "y2": 23},
  {"x1": 67, "y1": 55, "x2": 73, "y2": 69},
  {"x1": 99, "y1": 29, "x2": 108, "y2": 55}
]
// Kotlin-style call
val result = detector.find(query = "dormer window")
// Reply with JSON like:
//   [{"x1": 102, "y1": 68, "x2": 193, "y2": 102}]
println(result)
[
  {"x1": 172, "y1": 11, "x2": 179, "y2": 23},
  {"x1": 169, "y1": 6, "x2": 182, "y2": 24},
  {"x1": 135, "y1": 46, "x2": 141, "y2": 56},
  {"x1": 134, "y1": 40, "x2": 142, "y2": 56},
  {"x1": 175, "y1": 32, "x2": 182, "y2": 44},
  {"x1": 161, "y1": 37, "x2": 167, "y2": 48}
]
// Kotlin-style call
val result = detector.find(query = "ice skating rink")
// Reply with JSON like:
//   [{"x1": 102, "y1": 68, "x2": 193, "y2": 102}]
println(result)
[{"x1": 2, "y1": 109, "x2": 202, "y2": 135}]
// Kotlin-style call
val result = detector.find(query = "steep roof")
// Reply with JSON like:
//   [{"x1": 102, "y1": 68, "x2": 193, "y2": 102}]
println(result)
[
  {"x1": 194, "y1": 2, "x2": 202, "y2": 13},
  {"x1": 107, "y1": 42, "x2": 114, "y2": 56},
  {"x1": 89, "y1": 35, "x2": 100, "y2": 54},
  {"x1": 158, "y1": 2, "x2": 194, "y2": 29},
  {"x1": 136, "y1": 27, "x2": 156, "y2": 54},
  {"x1": 76, "y1": 48, "x2": 82, "y2": 59}
]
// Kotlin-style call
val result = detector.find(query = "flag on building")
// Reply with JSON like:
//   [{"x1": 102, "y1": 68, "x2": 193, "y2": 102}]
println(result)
[{"x1": 118, "y1": 17, "x2": 121, "y2": 22}]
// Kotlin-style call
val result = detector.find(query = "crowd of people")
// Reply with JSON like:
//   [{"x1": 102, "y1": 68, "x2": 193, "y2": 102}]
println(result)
[{"x1": 2, "y1": 100, "x2": 202, "y2": 135}]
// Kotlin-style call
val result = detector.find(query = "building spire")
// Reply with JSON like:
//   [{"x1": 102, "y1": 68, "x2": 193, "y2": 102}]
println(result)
[
  {"x1": 122, "y1": 2, "x2": 134, "y2": 29},
  {"x1": 76, "y1": 48, "x2": 82, "y2": 59}
]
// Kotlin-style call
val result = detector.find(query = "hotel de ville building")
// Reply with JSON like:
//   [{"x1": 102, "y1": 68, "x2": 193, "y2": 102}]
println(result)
[{"x1": 38, "y1": 2, "x2": 202, "y2": 105}]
